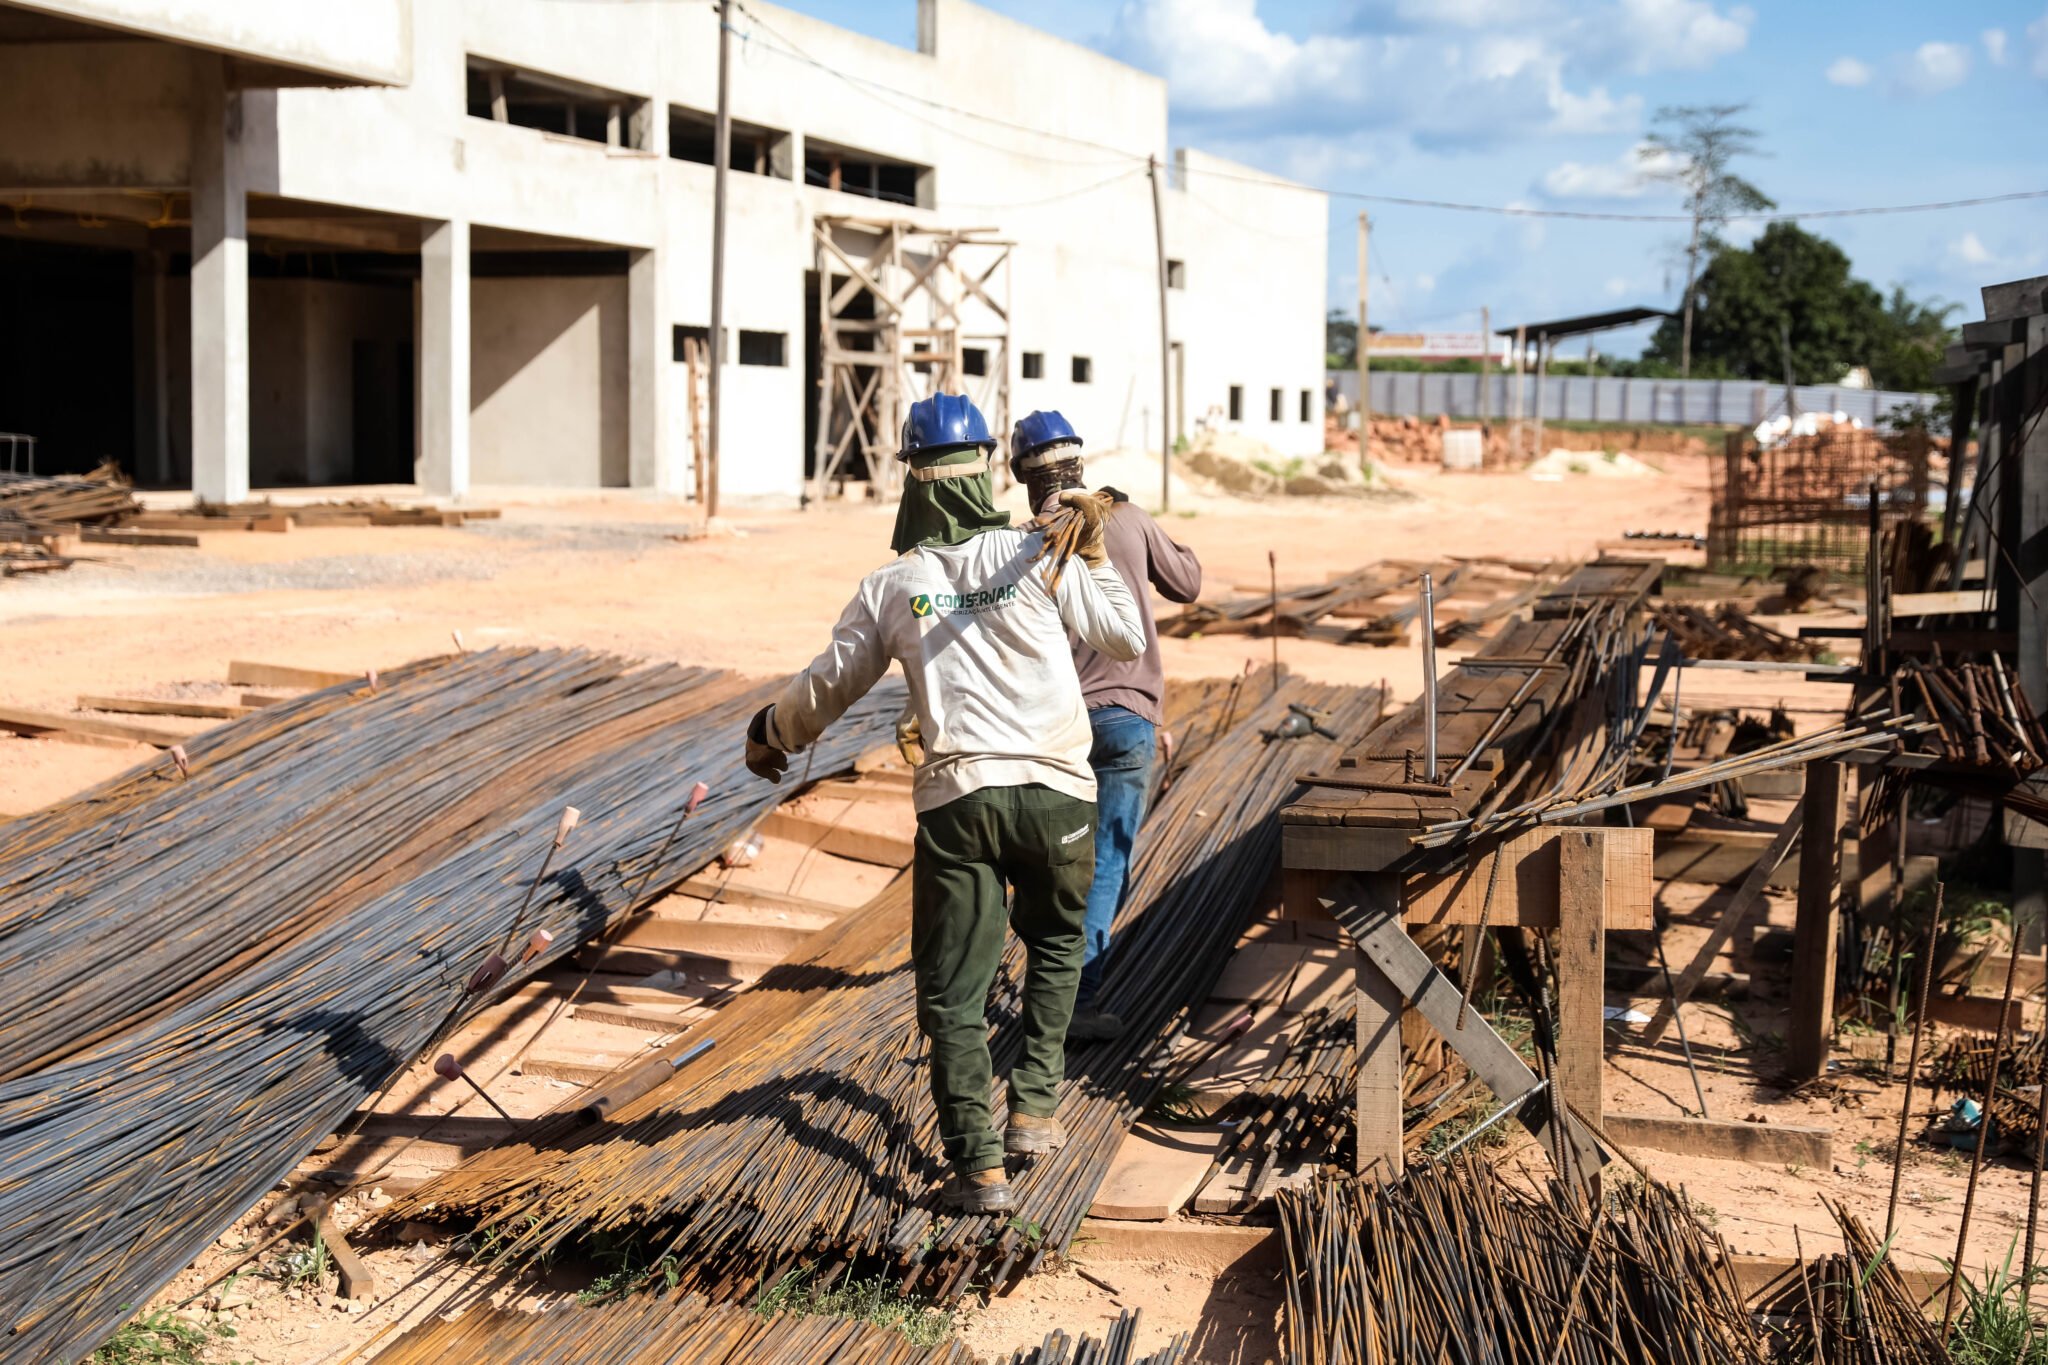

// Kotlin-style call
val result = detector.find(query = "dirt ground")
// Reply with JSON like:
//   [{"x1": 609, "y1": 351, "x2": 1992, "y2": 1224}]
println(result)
[{"x1": 12, "y1": 446, "x2": 2044, "y2": 1364}]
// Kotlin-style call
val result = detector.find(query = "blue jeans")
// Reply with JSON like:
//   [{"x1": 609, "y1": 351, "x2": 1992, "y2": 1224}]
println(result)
[{"x1": 1076, "y1": 705, "x2": 1156, "y2": 1010}]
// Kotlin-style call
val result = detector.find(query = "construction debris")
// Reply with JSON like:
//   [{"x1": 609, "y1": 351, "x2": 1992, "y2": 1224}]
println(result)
[
  {"x1": 0, "y1": 462, "x2": 140, "y2": 530},
  {"x1": 1652, "y1": 603, "x2": 1819, "y2": 663},
  {"x1": 1162, "y1": 557, "x2": 1569, "y2": 646}
]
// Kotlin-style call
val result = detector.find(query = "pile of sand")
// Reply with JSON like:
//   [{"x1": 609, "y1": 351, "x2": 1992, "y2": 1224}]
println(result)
[{"x1": 1525, "y1": 448, "x2": 1661, "y2": 480}]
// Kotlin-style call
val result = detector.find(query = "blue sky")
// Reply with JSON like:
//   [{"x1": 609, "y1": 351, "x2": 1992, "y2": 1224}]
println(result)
[{"x1": 772, "y1": 0, "x2": 2048, "y2": 358}]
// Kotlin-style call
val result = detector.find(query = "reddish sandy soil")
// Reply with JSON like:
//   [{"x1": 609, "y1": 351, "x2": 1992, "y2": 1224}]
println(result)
[{"x1": 11, "y1": 450, "x2": 2040, "y2": 1364}]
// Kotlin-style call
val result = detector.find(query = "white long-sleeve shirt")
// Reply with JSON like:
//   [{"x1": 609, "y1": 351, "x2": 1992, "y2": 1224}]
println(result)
[{"x1": 767, "y1": 527, "x2": 1146, "y2": 812}]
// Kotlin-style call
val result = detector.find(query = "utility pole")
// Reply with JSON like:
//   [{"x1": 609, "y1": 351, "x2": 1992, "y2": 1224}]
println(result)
[
  {"x1": 1478, "y1": 305, "x2": 1490, "y2": 423},
  {"x1": 1356, "y1": 213, "x2": 1370, "y2": 470},
  {"x1": 1148, "y1": 155, "x2": 1172, "y2": 513},
  {"x1": 705, "y1": 0, "x2": 732, "y2": 520}
]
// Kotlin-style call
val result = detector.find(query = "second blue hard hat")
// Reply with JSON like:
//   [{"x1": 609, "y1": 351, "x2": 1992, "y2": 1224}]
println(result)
[
  {"x1": 1010, "y1": 409, "x2": 1083, "y2": 471},
  {"x1": 899, "y1": 393, "x2": 995, "y2": 461}
]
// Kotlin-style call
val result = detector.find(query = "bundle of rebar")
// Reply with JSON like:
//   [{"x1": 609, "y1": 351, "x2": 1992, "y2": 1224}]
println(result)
[
  {"x1": 0, "y1": 462, "x2": 139, "y2": 528},
  {"x1": 1273, "y1": 1162, "x2": 1767, "y2": 1365},
  {"x1": 0, "y1": 650, "x2": 904, "y2": 1365},
  {"x1": 1161, "y1": 558, "x2": 1567, "y2": 646},
  {"x1": 1897, "y1": 657, "x2": 2048, "y2": 775},
  {"x1": 1926, "y1": 1031, "x2": 2046, "y2": 1155},
  {"x1": 1784, "y1": 1200, "x2": 1949, "y2": 1364},
  {"x1": 373, "y1": 1293, "x2": 1185, "y2": 1365},
  {"x1": 0, "y1": 649, "x2": 759, "y2": 1079},
  {"x1": 388, "y1": 677, "x2": 1382, "y2": 1304}
]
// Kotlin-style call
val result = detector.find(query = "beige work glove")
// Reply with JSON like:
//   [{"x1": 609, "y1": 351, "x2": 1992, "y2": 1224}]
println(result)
[
  {"x1": 1058, "y1": 489, "x2": 1111, "y2": 569},
  {"x1": 895, "y1": 704, "x2": 925, "y2": 767}
]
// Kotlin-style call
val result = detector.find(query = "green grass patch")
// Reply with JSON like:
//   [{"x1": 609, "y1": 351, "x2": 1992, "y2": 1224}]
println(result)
[
  {"x1": 89, "y1": 1309, "x2": 243, "y2": 1365},
  {"x1": 756, "y1": 1270, "x2": 955, "y2": 1348},
  {"x1": 1950, "y1": 1239, "x2": 2048, "y2": 1365}
]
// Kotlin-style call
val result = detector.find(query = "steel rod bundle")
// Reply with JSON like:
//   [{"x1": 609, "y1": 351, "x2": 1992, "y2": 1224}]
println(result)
[
  {"x1": 1274, "y1": 1161, "x2": 1767, "y2": 1365},
  {"x1": 1785, "y1": 1201, "x2": 1949, "y2": 1364},
  {"x1": 373, "y1": 1292, "x2": 1184, "y2": 1365},
  {"x1": 388, "y1": 678, "x2": 1383, "y2": 1305},
  {"x1": 0, "y1": 648, "x2": 760, "y2": 1080},
  {"x1": 1652, "y1": 602, "x2": 1818, "y2": 663},
  {"x1": 1896, "y1": 657, "x2": 2048, "y2": 775},
  {"x1": 0, "y1": 652, "x2": 903, "y2": 1365}
]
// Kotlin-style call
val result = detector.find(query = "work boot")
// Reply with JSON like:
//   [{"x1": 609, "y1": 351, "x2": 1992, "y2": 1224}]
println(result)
[
  {"x1": 941, "y1": 1167, "x2": 1014, "y2": 1214},
  {"x1": 1005, "y1": 1111, "x2": 1068, "y2": 1157},
  {"x1": 1067, "y1": 1008, "x2": 1125, "y2": 1042}
]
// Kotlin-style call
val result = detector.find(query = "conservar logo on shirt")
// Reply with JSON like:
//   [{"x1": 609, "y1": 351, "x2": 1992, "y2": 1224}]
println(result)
[{"x1": 910, "y1": 584, "x2": 1018, "y2": 616}]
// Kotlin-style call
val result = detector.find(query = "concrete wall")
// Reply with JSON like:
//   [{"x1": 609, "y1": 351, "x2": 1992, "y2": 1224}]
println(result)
[
  {"x1": 247, "y1": 279, "x2": 411, "y2": 485},
  {"x1": 0, "y1": 42, "x2": 193, "y2": 188},
  {"x1": 9, "y1": 0, "x2": 411, "y2": 85},
  {"x1": 470, "y1": 275, "x2": 628, "y2": 487}
]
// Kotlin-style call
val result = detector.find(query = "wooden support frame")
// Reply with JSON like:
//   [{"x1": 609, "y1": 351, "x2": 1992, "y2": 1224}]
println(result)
[{"x1": 1788, "y1": 760, "x2": 1846, "y2": 1080}]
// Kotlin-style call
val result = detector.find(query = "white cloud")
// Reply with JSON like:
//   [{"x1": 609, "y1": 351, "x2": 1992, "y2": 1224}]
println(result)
[
  {"x1": 1825, "y1": 56, "x2": 1872, "y2": 87},
  {"x1": 1110, "y1": 0, "x2": 1362, "y2": 112},
  {"x1": 1548, "y1": 83, "x2": 1641, "y2": 134},
  {"x1": 1413, "y1": 273, "x2": 1438, "y2": 294},
  {"x1": 1983, "y1": 28, "x2": 2009, "y2": 64},
  {"x1": 1541, "y1": 141, "x2": 1678, "y2": 199},
  {"x1": 1951, "y1": 232, "x2": 1997, "y2": 267},
  {"x1": 1898, "y1": 41, "x2": 1970, "y2": 94},
  {"x1": 1604, "y1": 276, "x2": 1631, "y2": 297},
  {"x1": 1609, "y1": 0, "x2": 1752, "y2": 72},
  {"x1": 2031, "y1": 10, "x2": 2048, "y2": 77}
]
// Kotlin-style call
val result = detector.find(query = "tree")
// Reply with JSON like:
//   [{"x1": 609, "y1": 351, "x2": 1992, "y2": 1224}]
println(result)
[
  {"x1": 1326, "y1": 308, "x2": 1358, "y2": 369},
  {"x1": 1643, "y1": 221, "x2": 1885, "y2": 384},
  {"x1": 1868, "y1": 286, "x2": 1959, "y2": 392},
  {"x1": 1639, "y1": 103, "x2": 1775, "y2": 379}
]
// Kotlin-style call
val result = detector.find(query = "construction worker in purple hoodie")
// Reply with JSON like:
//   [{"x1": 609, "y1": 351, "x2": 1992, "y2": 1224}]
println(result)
[{"x1": 1009, "y1": 411, "x2": 1202, "y2": 1041}]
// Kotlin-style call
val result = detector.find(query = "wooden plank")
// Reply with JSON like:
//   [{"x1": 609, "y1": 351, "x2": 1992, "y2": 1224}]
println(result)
[
  {"x1": 1087, "y1": 1124, "x2": 1227, "y2": 1220},
  {"x1": 519, "y1": 1056, "x2": 616, "y2": 1086},
  {"x1": 1405, "y1": 827, "x2": 1652, "y2": 929},
  {"x1": 1890, "y1": 587, "x2": 1996, "y2": 617},
  {"x1": 80, "y1": 526, "x2": 201, "y2": 548},
  {"x1": 1330, "y1": 875, "x2": 1604, "y2": 1184},
  {"x1": 606, "y1": 917, "x2": 812, "y2": 960},
  {"x1": 1655, "y1": 828, "x2": 1801, "y2": 888},
  {"x1": 1281, "y1": 822, "x2": 1415, "y2": 873},
  {"x1": 674, "y1": 877, "x2": 858, "y2": 919},
  {"x1": 1972, "y1": 952, "x2": 2048, "y2": 994},
  {"x1": 227, "y1": 660, "x2": 359, "y2": 689},
  {"x1": 1924, "y1": 993, "x2": 2028, "y2": 1034},
  {"x1": 758, "y1": 811, "x2": 915, "y2": 868},
  {"x1": 1728, "y1": 1253, "x2": 1948, "y2": 1312},
  {"x1": 1210, "y1": 942, "x2": 1309, "y2": 1003},
  {"x1": 0, "y1": 705, "x2": 182, "y2": 747},
  {"x1": 1641, "y1": 805, "x2": 1803, "y2": 1047},
  {"x1": 1351, "y1": 874, "x2": 1408, "y2": 1182},
  {"x1": 1601, "y1": 1112, "x2": 1832, "y2": 1168},
  {"x1": 571, "y1": 1000, "x2": 703, "y2": 1034},
  {"x1": 77, "y1": 694, "x2": 252, "y2": 720},
  {"x1": 239, "y1": 691, "x2": 294, "y2": 707},
  {"x1": 313, "y1": 1213, "x2": 378, "y2": 1300},
  {"x1": 1556, "y1": 831, "x2": 1605, "y2": 1125},
  {"x1": 1788, "y1": 762, "x2": 1845, "y2": 1081}
]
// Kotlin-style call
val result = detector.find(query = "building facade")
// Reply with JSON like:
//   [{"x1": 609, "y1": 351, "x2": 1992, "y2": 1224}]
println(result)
[{"x1": 0, "y1": 0, "x2": 1327, "y2": 503}]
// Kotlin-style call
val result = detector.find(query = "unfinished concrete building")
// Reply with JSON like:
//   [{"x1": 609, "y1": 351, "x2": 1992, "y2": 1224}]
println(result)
[{"x1": 0, "y1": 0, "x2": 1328, "y2": 503}]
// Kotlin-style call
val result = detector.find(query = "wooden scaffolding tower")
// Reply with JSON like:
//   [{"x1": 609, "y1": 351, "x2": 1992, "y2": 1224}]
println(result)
[{"x1": 810, "y1": 215, "x2": 1013, "y2": 503}]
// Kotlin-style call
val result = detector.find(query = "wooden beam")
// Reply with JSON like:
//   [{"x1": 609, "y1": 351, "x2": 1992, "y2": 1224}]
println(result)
[
  {"x1": 0, "y1": 705, "x2": 182, "y2": 747},
  {"x1": 1788, "y1": 762, "x2": 1845, "y2": 1081},
  {"x1": 226, "y1": 661, "x2": 359, "y2": 689},
  {"x1": 1405, "y1": 826, "x2": 1653, "y2": 929},
  {"x1": 1351, "y1": 873, "x2": 1407, "y2": 1182},
  {"x1": 1641, "y1": 804, "x2": 1802, "y2": 1047},
  {"x1": 1330, "y1": 876, "x2": 1604, "y2": 1185},
  {"x1": 77, "y1": 695, "x2": 252, "y2": 720},
  {"x1": 79, "y1": 526, "x2": 200, "y2": 548},
  {"x1": 758, "y1": 811, "x2": 914, "y2": 868},
  {"x1": 313, "y1": 1213, "x2": 378, "y2": 1300},
  {"x1": 1601, "y1": 1112, "x2": 1831, "y2": 1168},
  {"x1": 1087, "y1": 1124, "x2": 1227, "y2": 1220},
  {"x1": 1556, "y1": 830, "x2": 1606, "y2": 1124}
]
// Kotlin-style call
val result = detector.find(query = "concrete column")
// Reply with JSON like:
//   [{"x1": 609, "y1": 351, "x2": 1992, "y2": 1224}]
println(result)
[
  {"x1": 188, "y1": 55, "x2": 249, "y2": 503},
  {"x1": 418, "y1": 219, "x2": 470, "y2": 497},
  {"x1": 628, "y1": 247, "x2": 674, "y2": 491}
]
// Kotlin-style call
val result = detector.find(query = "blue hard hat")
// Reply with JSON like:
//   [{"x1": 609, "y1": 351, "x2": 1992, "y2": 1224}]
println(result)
[
  {"x1": 1010, "y1": 410, "x2": 1083, "y2": 469},
  {"x1": 899, "y1": 393, "x2": 995, "y2": 461}
]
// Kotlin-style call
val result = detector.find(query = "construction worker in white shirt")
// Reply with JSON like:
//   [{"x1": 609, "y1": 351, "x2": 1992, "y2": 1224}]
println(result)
[{"x1": 743, "y1": 393, "x2": 1145, "y2": 1214}]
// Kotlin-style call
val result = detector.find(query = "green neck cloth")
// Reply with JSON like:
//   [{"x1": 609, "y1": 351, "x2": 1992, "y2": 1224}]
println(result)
[{"x1": 890, "y1": 446, "x2": 1010, "y2": 555}]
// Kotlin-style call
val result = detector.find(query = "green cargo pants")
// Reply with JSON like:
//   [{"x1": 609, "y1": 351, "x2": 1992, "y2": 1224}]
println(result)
[{"x1": 912, "y1": 782, "x2": 1095, "y2": 1175}]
